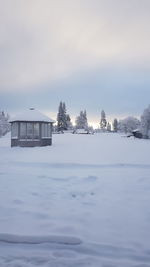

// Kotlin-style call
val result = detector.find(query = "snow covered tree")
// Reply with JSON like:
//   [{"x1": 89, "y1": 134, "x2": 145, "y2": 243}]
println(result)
[
  {"x1": 57, "y1": 102, "x2": 64, "y2": 132},
  {"x1": 66, "y1": 114, "x2": 72, "y2": 130},
  {"x1": 113, "y1": 118, "x2": 118, "y2": 132},
  {"x1": 57, "y1": 102, "x2": 71, "y2": 131},
  {"x1": 100, "y1": 110, "x2": 107, "y2": 130},
  {"x1": 141, "y1": 105, "x2": 150, "y2": 138},
  {"x1": 62, "y1": 102, "x2": 68, "y2": 130},
  {"x1": 75, "y1": 110, "x2": 88, "y2": 129},
  {"x1": 83, "y1": 110, "x2": 88, "y2": 128},
  {"x1": 118, "y1": 117, "x2": 140, "y2": 134},
  {"x1": 0, "y1": 111, "x2": 10, "y2": 137},
  {"x1": 107, "y1": 122, "x2": 111, "y2": 132}
]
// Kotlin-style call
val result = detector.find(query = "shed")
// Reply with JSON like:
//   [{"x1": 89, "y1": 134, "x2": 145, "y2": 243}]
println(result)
[
  {"x1": 132, "y1": 129, "x2": 143, "y2": 139},
  {"x1": 10, "y1": 109, "x2": 55, "y2": 147}
]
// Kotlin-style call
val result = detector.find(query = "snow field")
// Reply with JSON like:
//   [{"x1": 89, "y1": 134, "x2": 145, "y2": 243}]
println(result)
[{"x1": 0, "y1": 133, "x2": 150, "y2": 266}]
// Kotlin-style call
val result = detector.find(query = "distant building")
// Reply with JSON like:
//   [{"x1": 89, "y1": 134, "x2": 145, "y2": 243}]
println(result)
[
  {"x1": 10, "y1": 109, "x2": 55, "y2": 147},
  {"x1": 73, "y1": 128, "x2": 94, "y2": 134}
]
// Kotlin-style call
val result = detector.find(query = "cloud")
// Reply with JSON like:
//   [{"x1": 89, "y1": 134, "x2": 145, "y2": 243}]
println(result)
[{"x1": 0, "y1": 0, "x2": 150, "y2": 92}]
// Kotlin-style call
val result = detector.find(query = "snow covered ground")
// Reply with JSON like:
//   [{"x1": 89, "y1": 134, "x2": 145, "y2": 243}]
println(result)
[{"x1": 0, "y1": 133, "x2": 150, "y2": 267}]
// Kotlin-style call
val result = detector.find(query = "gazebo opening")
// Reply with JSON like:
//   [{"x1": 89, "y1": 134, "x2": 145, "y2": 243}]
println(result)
[
  {"x1": 11, "y1": 122, "x2": 18, "y2": 139},
  {"x1": 19, "y1": 122, "x2": 40, "y2": 140}
]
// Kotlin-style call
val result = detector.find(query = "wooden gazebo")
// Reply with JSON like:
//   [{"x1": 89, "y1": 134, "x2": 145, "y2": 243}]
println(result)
[{"x1": 10, "y1": 108, "x2": 55, "y2": 147}]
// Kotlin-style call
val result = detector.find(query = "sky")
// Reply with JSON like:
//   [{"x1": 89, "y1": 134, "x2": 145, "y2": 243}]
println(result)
[{"x1": 0, "y1": 0, "x2": 150, "y2": 127}]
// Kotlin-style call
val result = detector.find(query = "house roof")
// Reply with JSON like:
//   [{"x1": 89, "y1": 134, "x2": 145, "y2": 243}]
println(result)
[
  {"x1": 132, "y1": 129, "x2": 140, "y2": 132},
  {"x1": 10, "y1": 109, "x2": 55, "y2": 123}
]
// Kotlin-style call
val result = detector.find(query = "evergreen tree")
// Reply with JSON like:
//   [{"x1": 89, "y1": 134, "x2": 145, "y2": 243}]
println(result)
[
  {"x1": 62, "y1": 102, "x2": 68, "y2": 130},
  {"x1": 100, "y1": 110, "x2": 107, "y2": 130},
  {"x1": 75, "y1": 110, "x2": 88, "y2": 129},
  {"x1": 57, "y1": 101, "x2": 64, "y2": 132},
  {"x1": 141, "y1": 105, "x2": 150, "y2": 138},
  {"x1": 107, "y1": 122, "x2": 111, "y2": 132},
  {"x1": 83, "y1": 110, "x2": 88, "y2": 129},
  {"x1": 113, "y1": 118, "x2": 118, "y2": 132},
  {"x1": 57, "y1": 101, "x2": 71, "y2": 131},
  {"x1": 66, "y1": 114, "x2": 72, "y2": 130}
]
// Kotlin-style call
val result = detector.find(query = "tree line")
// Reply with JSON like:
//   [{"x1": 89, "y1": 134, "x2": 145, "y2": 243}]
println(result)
[
  {"x1": 56, "y1": 102, "x2": 119, "y2": 132},
  {"x1": 56, "y1": 101, "x2": 150, "y2": 138},
  {"x1": 1, "y1": 103, "x2": 150, "y2": 139}
]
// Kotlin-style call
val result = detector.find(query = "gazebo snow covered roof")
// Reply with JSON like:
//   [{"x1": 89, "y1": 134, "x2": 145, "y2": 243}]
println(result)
[
  {"x1": 10, "y1": 109, "x2": 55, "y2": 147},
  {"x1": 10, "y1": 108, "x2": 55, "y2": 123}
]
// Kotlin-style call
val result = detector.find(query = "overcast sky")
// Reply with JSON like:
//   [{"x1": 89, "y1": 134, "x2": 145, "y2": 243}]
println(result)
[{"x1": 0, "y1": 0, "x2": 150, "y2": 126}]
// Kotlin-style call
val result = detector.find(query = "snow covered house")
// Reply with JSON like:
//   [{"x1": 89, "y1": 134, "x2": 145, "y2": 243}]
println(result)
[{"x1": 10, "y1": 109, "x2": 55, "y2": 147}]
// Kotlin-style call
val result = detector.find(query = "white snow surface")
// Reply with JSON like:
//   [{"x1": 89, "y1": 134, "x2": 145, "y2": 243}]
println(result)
[
  {"x1": 9, "y1": 109, "x2": 55, "y2": 123},
  {"x1": 0, "y1": 132, "x2": 150, "y2": 267}
]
